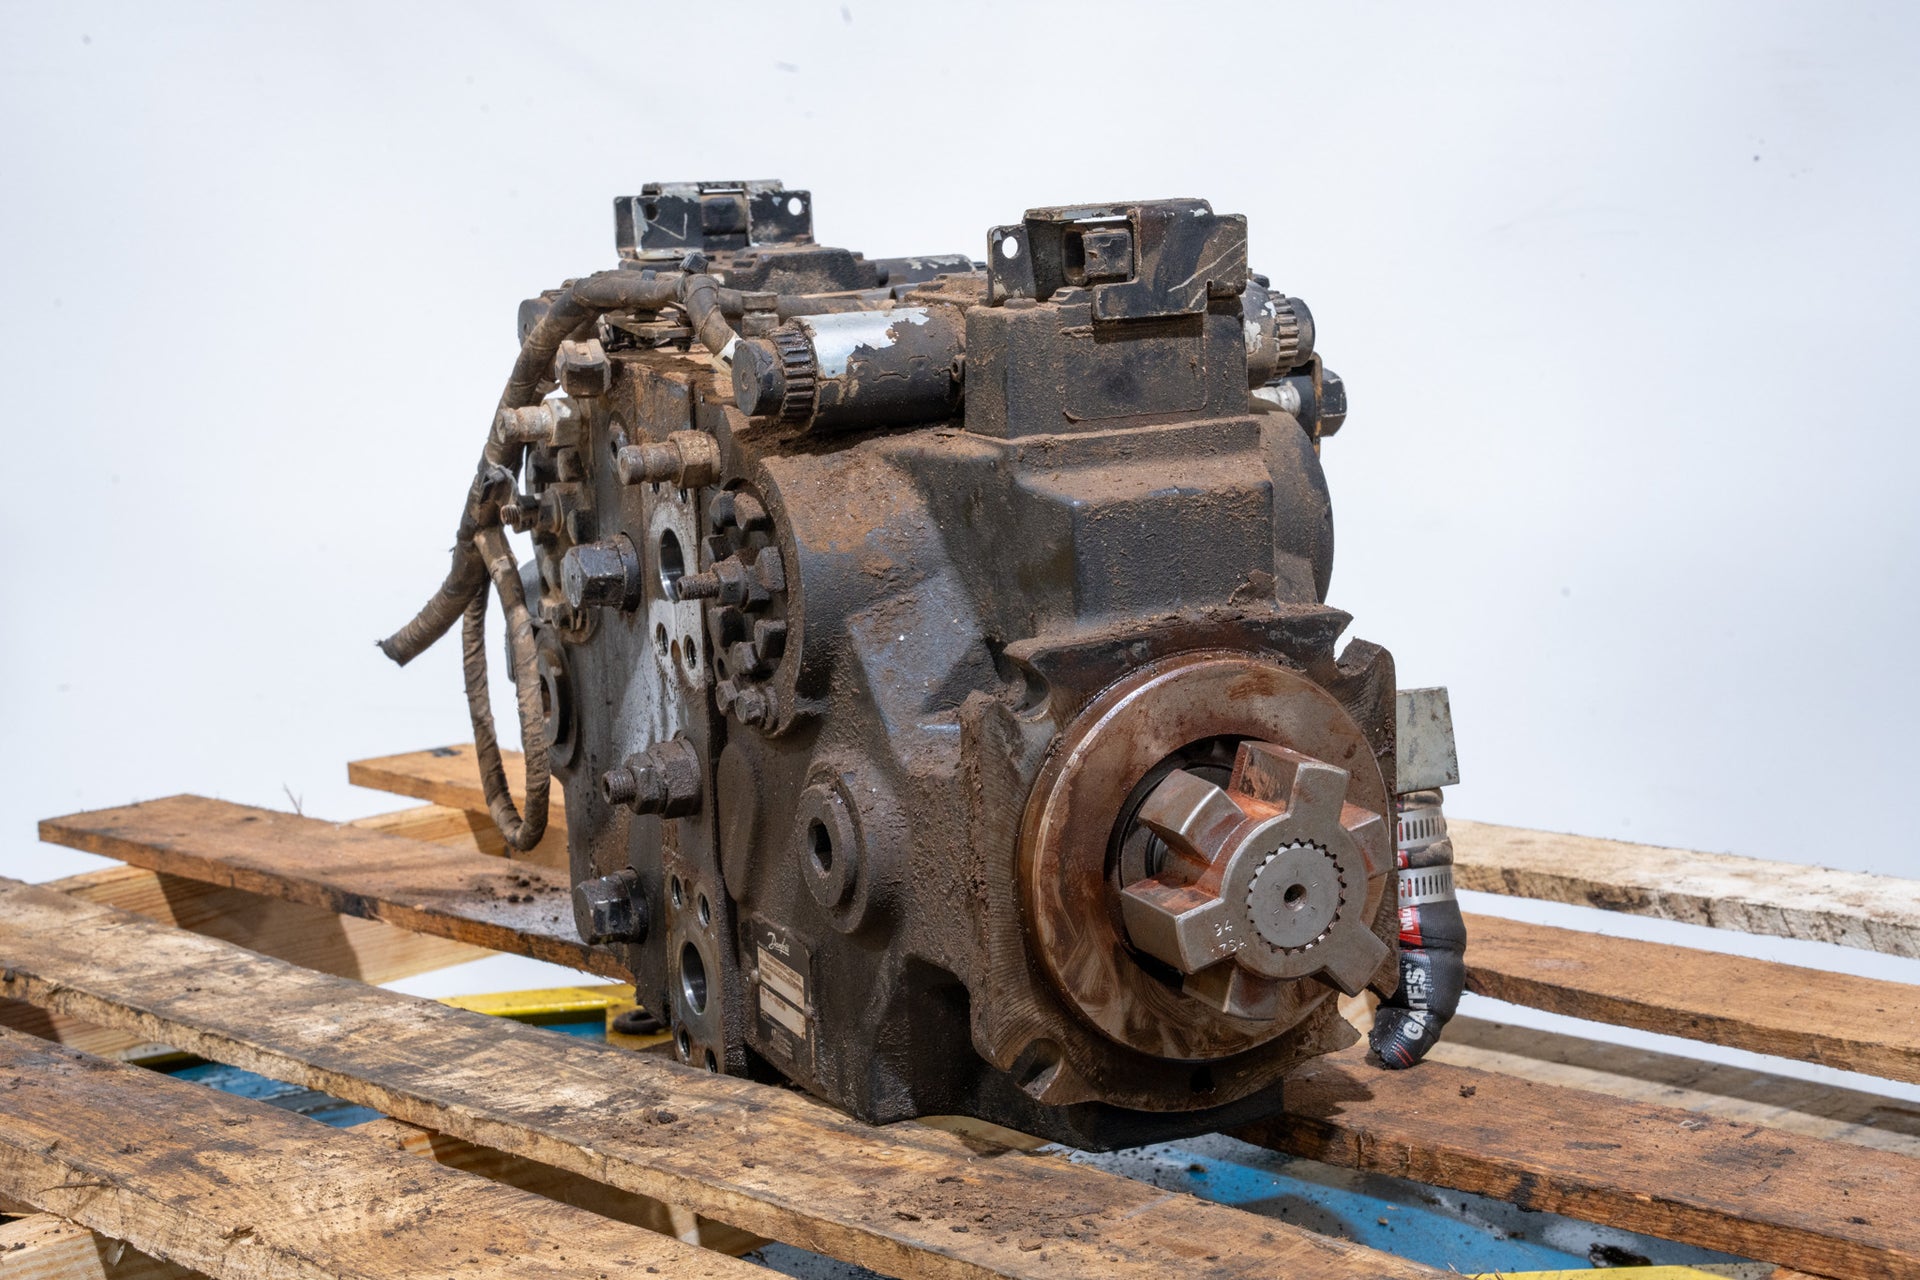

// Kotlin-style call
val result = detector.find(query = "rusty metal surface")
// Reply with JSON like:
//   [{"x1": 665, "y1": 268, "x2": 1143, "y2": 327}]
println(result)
[{"x1": 385, "y1": 182, "x2": 1413, "y2": 1148}]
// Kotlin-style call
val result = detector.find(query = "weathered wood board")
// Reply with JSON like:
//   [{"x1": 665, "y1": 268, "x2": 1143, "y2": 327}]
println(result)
[
  {"x1": 45, "y1": 797, "x2": 1920, "y2": 1090},
  {"x1": 39, "y1": 797, "x2": 613, "y2": 977},
  {"x1": 1449, "y1": 816, "x2": 1920, "y2": 958},
  {"x1": 0, "y1": 1028, "x2": 759, "y2": 1280},
  {"x1": 0, "y1": 877, "x2": 1444, "y2": 1280},
  {"x1": 1236, "y1": 1044, "x2": 1920, "y2": 1280},
  {"x1": 1462, "y1": 912, "x2": 1920, "y2": 1082},
  {"x1": 349, "y1": 747, "x2": 1920, "y2": 960}
]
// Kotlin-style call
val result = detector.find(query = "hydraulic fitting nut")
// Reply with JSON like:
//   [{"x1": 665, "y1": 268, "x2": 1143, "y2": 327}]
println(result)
[
  {"x1": 615, "y1": 430, "x2": 721, "y2": 490},
  {"x1": 600, "y1": 739, "x2": 703, "y2": 818},
  {"x1": 559, "y1": 533, "x2": 643, "y2": 611},
  {"x1": 554, "y1": 338, "x2": 612, "y2": 397},
  {"x1": 494, "y1": 398, "x2": 581, "y2": 448},
  {"x1": 574, "y1": 869, "x2": 649, "y2": 944}
]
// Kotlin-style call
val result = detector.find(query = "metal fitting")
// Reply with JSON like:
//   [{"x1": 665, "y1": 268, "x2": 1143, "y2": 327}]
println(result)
[
  {"x1": 559, "y1": 533, "x2": 643, "y2": 611},
  {"x1": 574, "y1": 869, "x2": 649, "y2": 944},
  {"x1": 494, "y1": 398, "x2": 581, "y2": 448},
  {"x1": 614, "y1": 430, "x2": 720, "y2": 490},
  {"x1": 554, "y1": 338, "x2": 612, "y2": 397},
  {"x1": 600, "y1": 739, "x2": 704, "y2": 818},
  {"x1": 672, "y1": 549, "x2": 782, "y2": 607}
]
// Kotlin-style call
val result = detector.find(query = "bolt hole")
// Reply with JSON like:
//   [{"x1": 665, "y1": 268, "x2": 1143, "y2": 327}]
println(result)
[
  {"x1": 786, "y1": 195, "x2": 804, "y2": 217},
  {"x1": 679, "y1": 942, "x2": 708, "y2": 1015},
  {"x1": 643, "y1": 200, "x2": 659, "y2": 220},
  {"x1": 1284, "y1": 882, "x2": 1308, "y2": 909},
  {"x1": 808, "y1": 820, "x2": 834, "y2": 876},
  {"x1": 669, "y1": 876, "x2": 684, "y2": 909},
  {"x1": 998, "y1": 234, "x2": 1021, "y2": 261},
  {"x1": 657, "y1": 529, "x2": 685, "y2": 596},
  {"x1": 682, "y1": 641, "x2": 698, "y2": 673},
  {"x1": 655, "y1": 623, "x2": 669, "y2": 657},
  {"x1": 1190, "y1": 1066, "x2": 1216, "y2": 1096},
  {"x1": 704, "y1": 1048, "x2": 718, "y2": 1072},
  {"x1": 696, "y1": 893, "x2": 711, "y2": 928},
  {"x1": 675, "y1": 1027, "x2": 690, "y2": 1059}
]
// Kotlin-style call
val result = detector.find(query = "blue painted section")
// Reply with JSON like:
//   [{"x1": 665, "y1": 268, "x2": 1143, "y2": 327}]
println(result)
[
  {"x1": 1069, "y1": 1134, "x2": 1752, "y2": 1275},
  {"x1": 167, "y1": 1060, "x2": 383, "y2": 1128}
]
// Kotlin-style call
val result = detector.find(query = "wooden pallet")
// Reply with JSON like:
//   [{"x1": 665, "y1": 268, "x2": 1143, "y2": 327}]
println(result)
[{"x1": 0, "y1": 744, "x2": 1912, "y2": 1280}]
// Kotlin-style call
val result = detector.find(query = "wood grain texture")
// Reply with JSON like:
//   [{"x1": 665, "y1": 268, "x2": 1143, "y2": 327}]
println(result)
[
  {"x1": 351, "y1": 799, "x2": 568, "y2": 868},
  {"x1": 0, "y1": 863, "x2": 485, "y2": 1060},
  {"x1": 351, "y1": 1119, "x2": 765, "y2": 1256},
  {"x1": 0, "y1": 878, "x2": 1444, "y2": 1280},
  {"x1": 1235, "y1": 1044, "x2": 1920, "y2": 1280},
  {"x1": 38, "y1": 797, "x2": 615, "y2": 978},
  {"x1": 1435, "y1": 1017, "x2": 1920, "y2": 1159},
  {"x1": 1451, "y1": 816, "x2": 1920, "y2": 957},
  {"x1": 1464, "y1": 913, "x2": 1920, "y2": 1082},
  {"x1": 348, "y1": 745, "x2": 566, "y2": 824},
  {"x1": 351, "y1": 748, "x2": 1920, "y2": 961},
  {"x1": 0, "y1": 1029, "x2": 757, "y2": 1280},
  {"x1": 0, "y1": 1214, "x2": 196, "y2": 1280}
]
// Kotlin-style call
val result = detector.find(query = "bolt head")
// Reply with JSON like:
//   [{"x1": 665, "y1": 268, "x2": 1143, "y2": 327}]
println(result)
[{"x1": 574, "y1": 870, "x2": 647, "y2": 944}]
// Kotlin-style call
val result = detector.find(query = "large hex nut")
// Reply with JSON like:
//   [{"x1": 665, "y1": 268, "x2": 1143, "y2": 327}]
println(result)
[{"x1": 574, "y1": 869, "x2": 648, "y2": 944}]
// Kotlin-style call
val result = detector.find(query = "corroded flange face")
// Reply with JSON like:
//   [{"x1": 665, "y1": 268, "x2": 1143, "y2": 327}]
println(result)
[{"x1": 1017, "y1": 652, "x2": 1391, "y2": 1062}]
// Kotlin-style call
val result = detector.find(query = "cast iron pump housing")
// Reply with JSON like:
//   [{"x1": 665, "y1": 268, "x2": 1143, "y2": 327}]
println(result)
[{"x1": 381, "y1": 180, "x2": 1461, "y2": 1149}]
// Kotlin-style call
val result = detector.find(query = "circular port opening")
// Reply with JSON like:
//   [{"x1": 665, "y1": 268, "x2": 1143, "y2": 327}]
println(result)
[
  {"x1": 1284, "y1": 882, "x2": 1308, "y2": 908},
  {"x1": 679, "y1": 942, "x2": 708, "y2": 1015},
  {"x1": 786, "y1": 195, "x2": 804, "y2": 217},
  {"x1": 657, "y1": 529, "x2": 685, "y2": 596},
  {"x1": 808, "y1": 820, "x2": 834, "y2": 876},
  {"x1": 998, "y1": 234, "x2": 1021, "y2": 260}
]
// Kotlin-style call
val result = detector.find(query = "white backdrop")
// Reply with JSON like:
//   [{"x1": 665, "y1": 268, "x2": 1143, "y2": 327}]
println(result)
[{"x1": 3, "y1": 1, "x2": 1916, "y2": 1025}]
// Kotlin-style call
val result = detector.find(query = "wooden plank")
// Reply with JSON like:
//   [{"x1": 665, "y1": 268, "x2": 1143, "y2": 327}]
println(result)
[
  {"x1": 348, "y1": 744, "x2": 566, "y2": 823},
  {"x1": 351, "y1": 799, "x2": 568, "y2": 868},
  {"x1": 0, "y1": 878, "x2": 1444, "y2": 1280},
  {"x1": 38, "y1": 797, "x2": 615, "y2": 978},
  {"x1": 0, "y1": 859, "x2": 487, "y2": 1060},
  {"x1": 45, "y1": 798, "x2": 1918, "y2": 1096},
  {"x1": 0, "y1": 1123, "x2": 760, "y2": 1279},
  {"x1": 1234, "y1": 1045, "x2": 1920, "y2": 1280},
  {"x1": 1450, "y1": 816, "x2": 1920, "y2": 958},
  {"x1": 352, "y1": 1119, "x2": 765, "y2": 1255},
  {"x1": 0, "y1": 1028, "x2": 756, "y2": 1280},
  {"x1": 0, "y1": 1214, "x2": 195, "y2": 1280},
  {"x1": 352, "y1": 747, "x2": 1920, "y2": 962},
  {"x1": 1464, "y1": 912, "x2": 1920, "y2": 1083},
  {"x1": 1434, "y1": 1016, "x2": 1920, "y2": 1160}
]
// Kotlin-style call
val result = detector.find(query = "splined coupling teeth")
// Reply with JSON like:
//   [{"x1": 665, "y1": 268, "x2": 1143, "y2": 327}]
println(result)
[{"x1": 1118, "y1": 740, "x2": 1390, "y2": 1011}]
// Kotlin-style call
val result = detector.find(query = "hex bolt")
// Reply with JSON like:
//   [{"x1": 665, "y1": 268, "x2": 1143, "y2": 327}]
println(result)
[
  {"x1": 600, "y1": 739, "x2": 703, "y2": 818},
  {"x1": 673, "y1": 569, "x2": 721, "y2": 602},
  {"x1": 554, "y1": 337, "x2": 612, "y2": 398},
  {"x1": 614, "y1": 430, "x2": 720, "y2": 490},
  {"x1": 730, "y1": 493, "x2": 771, "y2": 531},
  {"x1": 574, "y1": 869, "x2": 649, "y2": 944},
  {"x1": 494, "y1": 398, "x2": 580, "y2": 448},
  {"x1": 559, "y1": 534, "x2": 642, "y2": 611}
]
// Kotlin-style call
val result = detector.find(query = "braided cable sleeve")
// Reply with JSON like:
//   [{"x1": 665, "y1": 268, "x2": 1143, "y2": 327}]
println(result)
[{"x1": 460, "y1": 524, "x2": 550, "y2": 852}]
